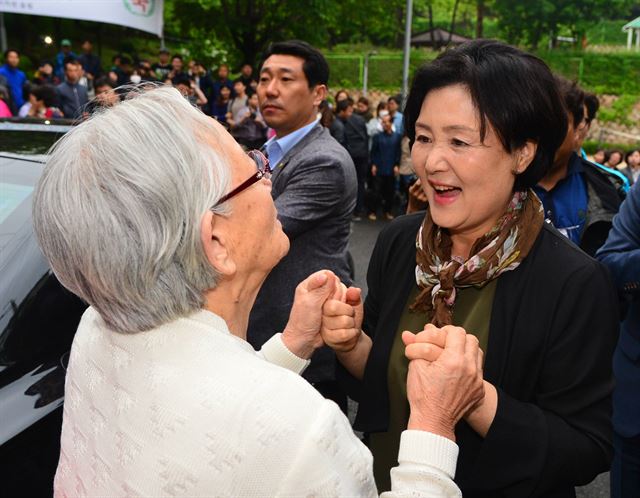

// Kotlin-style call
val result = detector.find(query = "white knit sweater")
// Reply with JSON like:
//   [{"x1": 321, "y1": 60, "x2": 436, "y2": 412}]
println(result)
[{"x1": 54, "y1": 307, "x2": 461, "y2": 497}]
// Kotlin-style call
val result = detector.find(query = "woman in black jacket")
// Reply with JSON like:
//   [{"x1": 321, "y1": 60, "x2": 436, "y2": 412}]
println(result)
[{"x1": 321, "y1": 40, "x2": 618, "y2": 497}]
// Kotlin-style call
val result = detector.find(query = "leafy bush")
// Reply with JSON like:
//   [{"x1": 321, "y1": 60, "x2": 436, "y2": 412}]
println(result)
[
  {"x1": 538, "y1": 50, "x2": 640, "y2": 95},
  {"x1": 597, "y1": 95, "x2": 639, "y2": 126},
  {"x1": 583, "y1": 140, "x2": 638, "y2": 154}
]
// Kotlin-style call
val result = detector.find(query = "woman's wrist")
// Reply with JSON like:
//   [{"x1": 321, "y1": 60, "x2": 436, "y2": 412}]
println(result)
[
  {"x1": 335, "y1": 331, "x2": 372, "y2": 380},
  {"x1": 407, "y1": 410, "x2": 456, "y2": 442},
  {"x1": 463, "y1": 380, "x2": 498, "y2": 437}
]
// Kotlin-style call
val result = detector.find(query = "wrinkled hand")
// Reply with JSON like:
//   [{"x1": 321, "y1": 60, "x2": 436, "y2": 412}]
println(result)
[
  {"x1": 404, "y1": 325, "x2": 484, "y2": 442},
  {"x1": 321, "y1": 287, "x2": 364, "y2": 353},
  {"x1": 282, "y1": 270, "x2": 341, "y2": 359},
  {"x1": 406, "y1": 178, "x2": 428, "y2": 214}
]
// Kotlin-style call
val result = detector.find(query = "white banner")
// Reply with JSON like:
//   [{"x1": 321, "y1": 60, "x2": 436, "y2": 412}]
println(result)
[{"x1": 0, "y1": 0, "x2": 164, "y2": 37}]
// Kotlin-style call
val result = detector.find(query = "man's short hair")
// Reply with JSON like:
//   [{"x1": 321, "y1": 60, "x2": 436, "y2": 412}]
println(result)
[
  {"x1": 4, "y1": 48, "x2": 19, "y2": 59},
  {"x1": 336, "y1": 99, "x2": 352, "y2": 114},
  {"x1": 159, "y1": 48, "x2": 170, "y2": 55},
  {"x1": 172, "y1": 73, "x2": 192, "y2": 87},
  {"x1": 261, "y1": 40, "x2": 329, "y2": 88},
  {"x1": 94, "y1": 76, "x2": 114, "y2": 90},
  {"x1": 554, "y1": 76, "x2": 585, "y2": 129},
  {"x1": 172, "y1": 54, "x2": 183, "y2": 61},
  {"x1": 388, "y1": 95, "x2": 401, "y2": 105},
  {"x1": 64, "y1": 56, "x2": 80, "y2": 69},
  {"x1": 357, "y1": 96, "x2": 369, "y2": 107},
  {"x1": 584, "y1": 93, "x2": 599, "y2": 124}
]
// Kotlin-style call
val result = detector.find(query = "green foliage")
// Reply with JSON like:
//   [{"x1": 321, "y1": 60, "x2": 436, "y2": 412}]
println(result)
[
  {"x1": 597, "y1": 95, "x2": 639, "y2": 126},
  {"x1": 540, "y1": 50, "x2": 640, "y2": 95},
  {"x1": 325, "y1": 49, "x2": 438, "y2": 90},
  {"x1": 583, "y1": 140, "x2": 639, "y2": 153},
  {"x1": 492, "y1": 0, "x2": 635, "y2": 49},
  {"x1": 585, "y1": 20, "x2": 634, "y2": 45}
]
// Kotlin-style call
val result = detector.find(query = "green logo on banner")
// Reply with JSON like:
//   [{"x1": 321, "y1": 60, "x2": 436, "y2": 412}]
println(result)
[{"x1": 124, "y1": 0, "x2": 156, "y2": 17}]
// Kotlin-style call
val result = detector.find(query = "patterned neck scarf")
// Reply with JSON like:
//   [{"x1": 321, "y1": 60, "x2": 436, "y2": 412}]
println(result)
[{"x1": 411, "y1": 190, "x2": 544, "y2": 326}]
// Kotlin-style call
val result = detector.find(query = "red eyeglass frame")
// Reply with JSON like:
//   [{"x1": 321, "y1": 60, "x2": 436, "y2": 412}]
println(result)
[{"x1": 211, "y1": 149, "x2": 271, "y2": 208}]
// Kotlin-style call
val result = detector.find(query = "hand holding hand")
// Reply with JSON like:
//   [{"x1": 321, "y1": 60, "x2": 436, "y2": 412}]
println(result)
[
  {"x1": 282, "y1": 270, "x2": 341, "y2": 359},
  {"x1": 402, "y1": 323, "x2": 447, "y2": 361},
  {"x1": 321, "y1": 287, "x2": 364, "y2": 353},
  {"x1": 405, "y1": 325, "x2": 484, "y2": 441}
]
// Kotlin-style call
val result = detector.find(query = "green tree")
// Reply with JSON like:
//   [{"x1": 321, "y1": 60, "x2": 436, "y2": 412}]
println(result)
[
  {"x1": 167, "y1": 0, "x2": 346, "y2": 66},
  {"x1": 493, "y1": 0, "x2": 635, "y2": 49}
]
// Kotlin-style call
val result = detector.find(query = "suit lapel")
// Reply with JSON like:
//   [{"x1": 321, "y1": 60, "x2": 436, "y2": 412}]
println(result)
[{"x1": 270, "y1": 124, "x2": 323, "y2": 187}]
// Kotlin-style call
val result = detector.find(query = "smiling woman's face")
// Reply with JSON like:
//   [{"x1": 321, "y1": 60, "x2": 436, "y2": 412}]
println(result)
[{"x1": 411, "y1": 84, "x2": 524, "y2": 246}]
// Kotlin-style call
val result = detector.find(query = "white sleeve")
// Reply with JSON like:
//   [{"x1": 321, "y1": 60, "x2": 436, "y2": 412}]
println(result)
[
  {"x1": 275, "y1": 399, "x2": 379, "y2": 497},
  {"x1": 381, "y1": 431, "x2": 462, "y2": 498},
  {"x1": 274, "y1": 400, "x2": 461, "y2": 498},
  {"x1": 257, "y1": 332, "x2": 310, "y2": 375}
]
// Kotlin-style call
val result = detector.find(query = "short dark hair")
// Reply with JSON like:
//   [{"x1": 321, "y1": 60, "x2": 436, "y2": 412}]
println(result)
[
  {"x1": 4, "y1": 48, "x2": 19, "y2": 59},
  {"x1": 172, "y1": 54, "x2": 183, "y2": 61},
  {"x1": 32, "y1": 85, "x2": 58, "y2": 107},
  {"x1": 404, "y1": 39, "x2": 567, "y2": 191},
  {"x1": 554, "y1": 76, "x2": 585, "y2": 129},
  {"x1": 172, "y1": 73, "x2": 192, "y2": 87},
  {"x1": 94, "y1": 76, "x2": 113, "y2": 89},
  {"x1": 625, "y1": 148, "x2": 639, "y2": 163},
  {"x1": 120, "y1": 56, "x2": 132, "y2": 66},
  {"x1": 159, "y1": 48, "x2": 170, "y2": 55},
  {"x1": 63, "y1": 56, "x2": 80, "y2": 69},
  {"x1": 584, "y1": 92, "x2": 599, "y2": 124},
  {"x1": 388, "y1": 95, "x2": 401, "y2": 105},
  {"x1": 261, "y1": 40, "x2": 329, "y2": 88},
  {"x1": 233, "y1": 78, "x2": 246, "y2": 87},
  {"x1": 357, "y1": 96, "x2": 369, "y2": 107},
  {"x1": 336, "y1": 99, "x2": 352, "y2": 114}
]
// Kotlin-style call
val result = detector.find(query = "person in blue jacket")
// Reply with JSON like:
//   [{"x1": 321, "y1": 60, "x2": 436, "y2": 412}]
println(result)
[
  {"x1": 0, "y1": 49, "x2": 27, "y2": 113},
  {"x1": 596, "y1": 181, "x2": 640, "y2": 498}
]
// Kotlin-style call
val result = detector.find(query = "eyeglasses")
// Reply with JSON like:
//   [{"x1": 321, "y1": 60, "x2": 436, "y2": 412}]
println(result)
[{"x1": 212, "y1": 149, "x2": 271, "y2": 208}]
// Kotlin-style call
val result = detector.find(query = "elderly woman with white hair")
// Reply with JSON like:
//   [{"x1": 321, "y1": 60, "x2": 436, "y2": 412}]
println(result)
[{"x1": 33, "y1": 85, "x2": 483, "y2": 497}]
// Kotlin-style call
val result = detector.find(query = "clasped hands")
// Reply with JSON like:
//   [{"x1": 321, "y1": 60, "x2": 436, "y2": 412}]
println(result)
[{"x1": 283, "y1": 270, "x2": 485, "y2": 441}]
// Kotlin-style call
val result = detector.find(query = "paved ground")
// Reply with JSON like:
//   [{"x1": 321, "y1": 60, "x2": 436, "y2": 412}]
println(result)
[{"x1": 347, "y1": 217, "x2": 610, "y2": 497}]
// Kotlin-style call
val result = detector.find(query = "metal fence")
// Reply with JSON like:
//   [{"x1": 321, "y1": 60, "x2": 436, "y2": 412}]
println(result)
[{"x1": 325, "y1": 54, "x2": 433, "y2": 92}]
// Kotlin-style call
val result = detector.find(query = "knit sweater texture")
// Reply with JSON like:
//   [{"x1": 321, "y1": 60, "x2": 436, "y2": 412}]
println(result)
[{"x1": 54, "y1": 307, "x2": 460, "y2": 497}]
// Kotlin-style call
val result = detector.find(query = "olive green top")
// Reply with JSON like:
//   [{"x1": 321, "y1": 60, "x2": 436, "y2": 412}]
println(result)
[{"x1": 370, "y1": 280, "x2": 497, "y2": 492}]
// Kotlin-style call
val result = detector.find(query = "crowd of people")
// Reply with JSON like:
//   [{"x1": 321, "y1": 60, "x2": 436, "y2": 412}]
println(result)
[
  {"x1": 0, "y1": 42, "x2": 269, "y2": 150},
  {"x1": 9, "y1": 35, "x2": 640, "y2": 498},
  {"x1": 2, "y1": 41, "x2": 637, "y2": 225}
]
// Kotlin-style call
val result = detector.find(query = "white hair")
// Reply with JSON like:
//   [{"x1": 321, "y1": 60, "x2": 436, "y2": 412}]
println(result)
[{"x1": 33, "y1": 86, "x2": 231, "y2": 333}]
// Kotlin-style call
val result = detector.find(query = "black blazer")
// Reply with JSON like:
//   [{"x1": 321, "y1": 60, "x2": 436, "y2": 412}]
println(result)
[{"x1": 342, "y1": 212, "x2": 618, "y2": 498}]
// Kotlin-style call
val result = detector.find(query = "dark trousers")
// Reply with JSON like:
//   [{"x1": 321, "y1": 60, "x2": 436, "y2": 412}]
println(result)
[
  {"x1": 352, "y1": 155, "x2": 369, "y2": 215},
  {"x1": 375, "y1": 175, "x2": 395, "y2": 215},
  {"x1": 611, "y1": 431, "x2": 640, "y2": 498}
]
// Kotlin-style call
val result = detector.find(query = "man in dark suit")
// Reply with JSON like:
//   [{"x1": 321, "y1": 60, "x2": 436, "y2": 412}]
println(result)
[
  {"x1": 597, "y1": 181, "x2": 640, "y2": 498},
  {"x1": 247, "y1": 40, "x2": 357, "y2": 412},
  {"x1": 336, "y1": 98, "x2": 369, "y2": 219}
]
